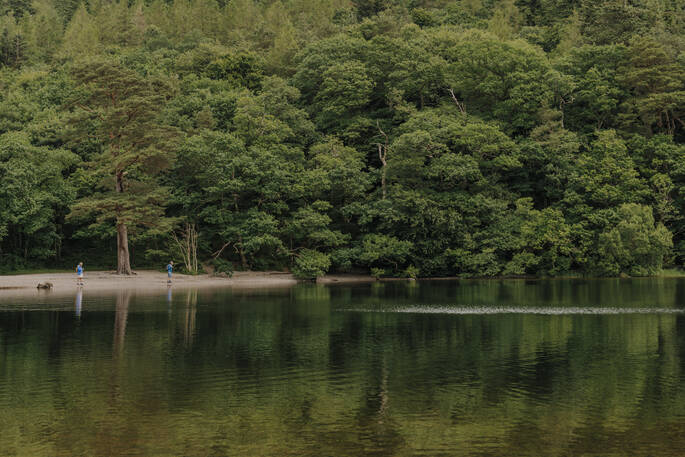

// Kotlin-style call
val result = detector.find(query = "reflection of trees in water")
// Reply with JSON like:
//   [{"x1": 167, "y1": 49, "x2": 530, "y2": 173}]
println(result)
[
  {"x1": 317, "y1": 308, "x2": 685, "y2": 454},
  {"x1": 4, "y1": 282, "x2": 685, "y2": 456},
  {"x1": 166, "y1": 289, "x2": 198, "y2": 349},
  {"x1": 354, "y1": 353, "x2": 403, "y2": 453},
  {"x1": 335, "y1": 278, "x2": 685, "y2": 310},
  {"x1": 94, "y1": 289, "x2": 132, "y2": 457},
  {"x1": 182, "y1": 289, "x2": 197, "y2": 348},
  {"x1": 92, "y1": 286, "x2": 685, "y2": 455},
  {"x1": 113, "y1": 290, "x2": 130, "y2": 357},
  {"x1": 325, "y1": 311, "x2": 405, "y2": 454}
]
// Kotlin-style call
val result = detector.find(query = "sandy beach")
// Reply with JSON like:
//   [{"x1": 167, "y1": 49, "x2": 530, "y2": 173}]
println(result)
[
  {"x1": 0, "y1": 270, "x2": 378, "y2": 299},
  {"x1": 0, "y1": 270, "x2": 297, "y2": 296}
]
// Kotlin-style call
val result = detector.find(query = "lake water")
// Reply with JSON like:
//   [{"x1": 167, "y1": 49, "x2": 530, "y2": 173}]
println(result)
[{"x1": 1, "y1": 278, "x2": 685, "y2": 456}]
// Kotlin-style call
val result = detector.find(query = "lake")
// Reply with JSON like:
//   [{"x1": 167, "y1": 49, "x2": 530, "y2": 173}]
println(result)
[{"x1": 1, "y1": 278, "x2": 685, "y2": 456}]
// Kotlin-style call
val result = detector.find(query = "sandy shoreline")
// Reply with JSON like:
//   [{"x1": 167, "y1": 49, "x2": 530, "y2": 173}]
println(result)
[{"x1": 0, "y1": 270, "x2": 379, "y2": 298}]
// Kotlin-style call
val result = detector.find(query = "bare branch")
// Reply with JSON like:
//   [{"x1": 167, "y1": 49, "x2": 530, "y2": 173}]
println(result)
[
  {"x1": 375, "y1": 120, "x2": 388, "y2": 200},
  {"x1": 447, "y1": 88, "x2": 466, "y2": 115},
  {"x1": 211, "y1": 241, "x2": 232, "y2": 259}
]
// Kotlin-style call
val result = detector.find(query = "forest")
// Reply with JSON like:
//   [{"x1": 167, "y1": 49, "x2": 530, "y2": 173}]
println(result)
[{"x1": 0, "y1": 0, "x2": 683, "y2": 278}]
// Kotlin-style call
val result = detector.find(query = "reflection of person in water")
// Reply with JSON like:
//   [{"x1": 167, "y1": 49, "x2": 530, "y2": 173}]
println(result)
[{"x1": 75, "y1": 288, "x2": 83, "y2": 318}]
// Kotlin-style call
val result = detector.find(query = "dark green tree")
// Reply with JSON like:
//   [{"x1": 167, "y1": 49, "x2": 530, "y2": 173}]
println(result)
[
  {"x1": 0, "y1": 132, "x2": 77, "y2": 267},
  {"x1": 66, "y1": 58, "x2": 177, "y2": 274}
]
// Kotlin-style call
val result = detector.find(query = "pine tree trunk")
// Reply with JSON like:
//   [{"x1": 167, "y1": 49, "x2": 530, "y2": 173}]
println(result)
[
  {"x1": 115, "y1": 171, "x2": 132, "y2": 275},
  {"x1": 117, "y1": 222, "x2": 132, "y2": 275}
]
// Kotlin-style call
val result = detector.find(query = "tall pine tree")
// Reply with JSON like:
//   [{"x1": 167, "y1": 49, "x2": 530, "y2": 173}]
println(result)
[{"x1": 66, "y1": 58, "x2": 177, "y2": 274}]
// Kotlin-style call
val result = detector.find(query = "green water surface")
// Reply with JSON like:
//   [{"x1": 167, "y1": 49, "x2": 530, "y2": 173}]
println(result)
[{"x1": 1, "y1": 278, "x2": 685, "y2": 456}]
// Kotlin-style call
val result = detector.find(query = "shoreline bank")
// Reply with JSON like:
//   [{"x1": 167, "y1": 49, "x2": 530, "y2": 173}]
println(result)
[
  {"x1": 1, "y1": 269, "x2": 683, "y2": 299},
  {"x1": 0, "y1": 270, "x2": 297, "y2": 293},
  {"x1": 0, "y1": 270, "x2": 385, "y2": 298}
]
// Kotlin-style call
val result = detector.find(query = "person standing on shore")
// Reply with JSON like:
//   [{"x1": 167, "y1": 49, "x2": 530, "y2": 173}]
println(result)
[
  {"x1": 167, "y1": 261, "x2": 174, "y2": 284},
  {"x1": 76, "y1": 262, "x2": 84, "y2": 286}
]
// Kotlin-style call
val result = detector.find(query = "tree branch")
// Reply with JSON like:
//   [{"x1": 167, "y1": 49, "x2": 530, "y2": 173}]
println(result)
[{"x1": 447, "y1": 88, "x2": 466, "y2": 115}]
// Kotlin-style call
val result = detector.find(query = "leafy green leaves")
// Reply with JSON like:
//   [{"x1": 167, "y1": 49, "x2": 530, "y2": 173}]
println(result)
[
  {"x1": 2, "y1": 0, "x2": 684, "y2": 277},
  {"x1": 596, "y1": 204, "x2": 673, "y2": 276},
  {"x1": 0, "y1": 132, "x2": 77, "y2": 264}
]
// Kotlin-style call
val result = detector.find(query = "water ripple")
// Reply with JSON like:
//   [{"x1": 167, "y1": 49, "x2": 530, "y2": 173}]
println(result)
[{"x1": 339, "y1": 305, "x2": 685, "y2": 315}]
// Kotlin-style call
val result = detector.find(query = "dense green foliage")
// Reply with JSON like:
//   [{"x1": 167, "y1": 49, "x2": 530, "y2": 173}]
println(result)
[{"x1": 0, "y1": 0, "x2": 683, "y2": 277}]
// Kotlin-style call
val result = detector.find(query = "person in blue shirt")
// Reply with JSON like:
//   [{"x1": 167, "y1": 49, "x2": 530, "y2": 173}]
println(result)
[
  {"x1": 167, "y1": 261, "x2": 174, "y2": 284},
  {"x1": 76, "y1": 262, "x2": 84, "y2": 286}
]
